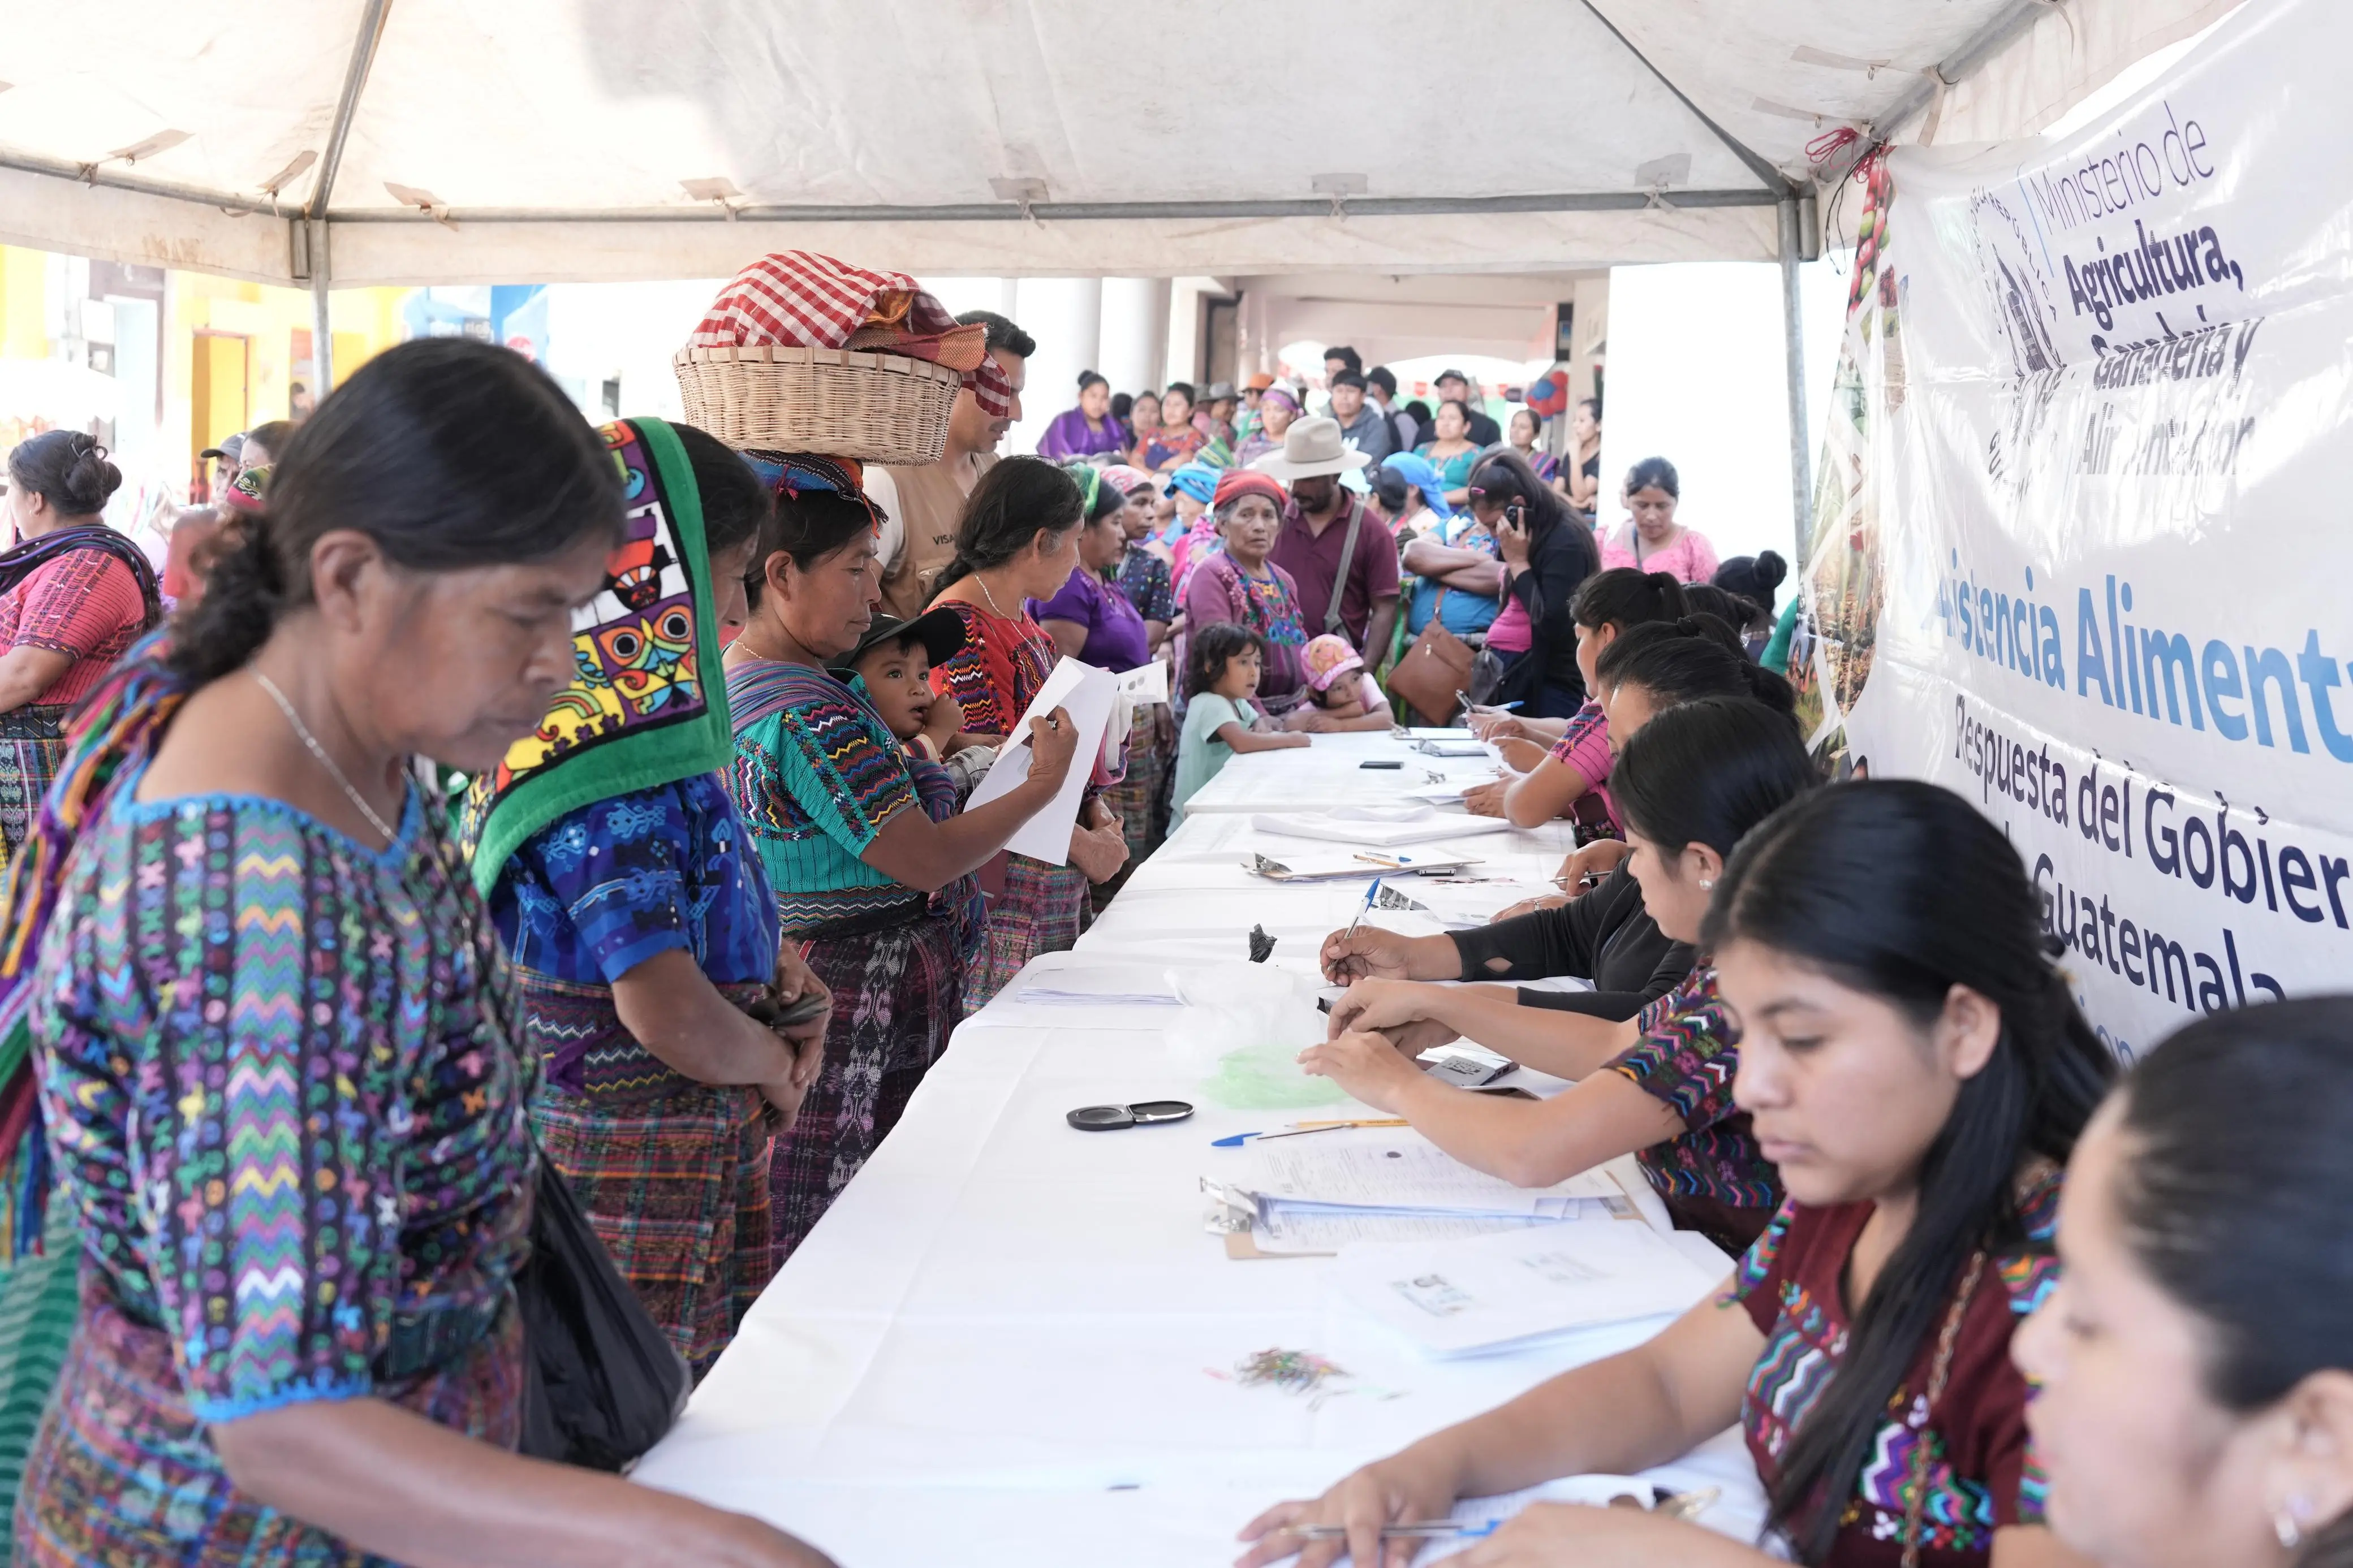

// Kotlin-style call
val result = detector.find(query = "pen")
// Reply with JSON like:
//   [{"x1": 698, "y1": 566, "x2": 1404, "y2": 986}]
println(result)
[
  {"x1": 1343, "y1": 877, "x2": 1381, "y2": 940},
  {"x1": 1278, "y1": 1521, "x2": 1501, "y2": 1541},
  {"x1": 1211, "y1": 1118, "x2": 1411, "y2": 1147}
]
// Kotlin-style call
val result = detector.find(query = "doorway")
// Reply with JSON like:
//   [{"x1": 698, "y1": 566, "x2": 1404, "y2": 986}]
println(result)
[{"x1": 191, "y1": 331, "x2": 249, "y2": 500}]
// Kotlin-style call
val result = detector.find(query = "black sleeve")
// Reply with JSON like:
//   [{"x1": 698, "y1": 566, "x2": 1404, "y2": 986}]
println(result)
[
  {"x1": 1511, "y1": 526, "x2": 1594, "y2": 699},
  {"x1": 1450, "y1": 872, "x2": 1617, "y2": 982},
  {"x1": 1512, "y1": 938, "x2": 1696, "y2": 1020},
  {"x1": 1465, "y1": 868, "x2": 1695, "y2": 1022}
]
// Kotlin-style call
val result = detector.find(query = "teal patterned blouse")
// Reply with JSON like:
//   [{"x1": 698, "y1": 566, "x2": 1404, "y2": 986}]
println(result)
[{"x1": 30, "y1": 767, "x2": 535, "y2": 1425}]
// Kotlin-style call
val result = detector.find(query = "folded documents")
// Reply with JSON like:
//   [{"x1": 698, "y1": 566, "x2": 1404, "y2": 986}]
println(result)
[{"x1": 1247, "y1": 850, "x2": 1483, "y2": 881}]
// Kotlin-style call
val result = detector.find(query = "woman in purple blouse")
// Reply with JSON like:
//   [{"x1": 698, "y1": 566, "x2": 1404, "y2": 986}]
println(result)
[
  {"x1": 1031, "y1": 465, "x2": 1151, "y2": 671},
  {"x1": 1035, "y1": 371, "x2": 1130, "y2": 464}
]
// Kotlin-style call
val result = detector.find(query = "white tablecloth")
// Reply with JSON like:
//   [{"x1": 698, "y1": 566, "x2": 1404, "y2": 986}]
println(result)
[
  {"x1": 632, "y1": 757, "x2": 1764, "y2": 1567},
  {"x1": 1176, "y1": 729, "x2": 1501, "y2": 814}
]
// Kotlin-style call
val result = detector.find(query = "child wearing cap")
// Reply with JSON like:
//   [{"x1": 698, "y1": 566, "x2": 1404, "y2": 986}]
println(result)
[
  {"x1": 1297, "y1": 632, "x2": 1397, "y2": 732},
  {"x1": 839, "y1": 613, "x2": 995, "y2": 796}
]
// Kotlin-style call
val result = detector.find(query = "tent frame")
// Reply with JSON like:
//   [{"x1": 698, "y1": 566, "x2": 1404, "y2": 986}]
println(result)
[{"x1": 2, "y1": 0, "x2": 2074, "y2": 547}]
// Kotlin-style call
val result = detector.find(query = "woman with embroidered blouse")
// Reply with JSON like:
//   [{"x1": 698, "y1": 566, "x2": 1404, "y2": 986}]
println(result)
[
  {"x1": 1305, "y1": 696, "x2": 1813, "y2": 1257},
  {"x1": 925, "y1": 457, "x2": 1127, "y2": 1013},
  {"x1": 10, "y1": 340, "x2": 833, "y2": 1565},
  {"x1": 1179, "y1": 470, "x2": 1313, "y2": 720},
  {"x1": 1248, "y1": 779, "x2": 2116, "y2": 1568},
  {"x1": 724, "y1": 454, "x2": 1078, "y2": 1260},
  {"x1": 0, "y1": 431, "x2": 161, "y2": 866},
  {"x1": 462, "y1": 421, "x2": 831, "y2": 1381}
]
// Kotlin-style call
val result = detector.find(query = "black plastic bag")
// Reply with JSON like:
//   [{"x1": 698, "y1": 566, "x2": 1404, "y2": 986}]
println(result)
[{"x1": 516, "y1": 1152, "x2": 693, "y2": 1471}]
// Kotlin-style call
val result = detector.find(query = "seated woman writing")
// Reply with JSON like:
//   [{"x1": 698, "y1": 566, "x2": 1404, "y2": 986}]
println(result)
[
  {"x1": 1460, "y1": 567, "x2": 1688, "y2": 826},
  {"x1": 1497, "y1": 612, "x2": 1794, "y2": 918},
  {"x1": 1247, "y1": 779, "x2": 2117, "y2": 1568},
  {"x1": 1332, "y1": 615, "x2": 1798, "y2": 1038},
  {"x1": 1303, "y1": 697, "x2": 1816, "y2": 1254}
]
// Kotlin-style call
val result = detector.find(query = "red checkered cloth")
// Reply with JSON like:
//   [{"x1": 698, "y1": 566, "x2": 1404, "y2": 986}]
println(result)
[{"x1": 689, "y1": 252, "x2": 1014, "y2": 417}]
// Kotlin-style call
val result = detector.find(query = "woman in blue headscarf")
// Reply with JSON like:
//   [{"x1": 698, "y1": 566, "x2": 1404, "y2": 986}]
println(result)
[
  {"x1": 1163, "y1": 461, "x2": 1225, "y2": 592},
  {"x1": 1394, "y1": 450, "x2": 1502, "y2": 647}
]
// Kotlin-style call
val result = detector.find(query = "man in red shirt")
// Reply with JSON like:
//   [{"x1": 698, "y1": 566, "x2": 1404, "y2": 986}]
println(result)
[{"x1": 1254, "y1": 416, "x2": 1399, "y2": 662}]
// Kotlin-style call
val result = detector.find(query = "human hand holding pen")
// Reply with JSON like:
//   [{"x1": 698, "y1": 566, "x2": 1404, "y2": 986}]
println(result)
[{"x1": 1236, "y1": 1451, "x2": 1464, "y2": 1568}]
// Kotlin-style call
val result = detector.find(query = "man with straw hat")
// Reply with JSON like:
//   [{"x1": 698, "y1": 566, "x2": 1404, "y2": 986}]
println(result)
[{"x1": 1254, "y1": 415, "x2": 1399, "y2": 662}]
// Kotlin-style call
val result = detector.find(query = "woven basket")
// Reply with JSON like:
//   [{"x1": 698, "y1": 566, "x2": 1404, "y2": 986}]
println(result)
[{"x1": 672, "y1": 345, "x2": 962, "y2": 466}]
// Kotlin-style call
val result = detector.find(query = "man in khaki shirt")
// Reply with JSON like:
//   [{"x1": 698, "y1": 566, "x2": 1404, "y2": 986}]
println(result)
[{"x1": 868, "y1": 310, "x2": 1033, "y2": 618}]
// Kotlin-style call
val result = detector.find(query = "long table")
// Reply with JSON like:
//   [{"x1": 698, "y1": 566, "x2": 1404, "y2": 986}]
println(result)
[
  {"x1": 1174, "y1": 729, "x2": 1502, "y2": 815},
  {"x1": 632, "y1": 731, "x2": 1765, "y2": 1566}
]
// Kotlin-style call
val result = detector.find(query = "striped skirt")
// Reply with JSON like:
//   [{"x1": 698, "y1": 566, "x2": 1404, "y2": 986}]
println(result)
[
  {"x1": 777, "y1": 911, "x2": 963, "y2": 1267},
  {"x1": 0, "y1": 707, "x2": 68, "y2": 870},
  {"x1": 517, "y1": 971, "x2": 774, "y2": 1381},
  {"x1": 17, "y1": 1277, "x2": 522, "y2": 1565},
  {"x1": 964, "y1": 852, "x2": 1088, "y2": 1016},
  {"x1": 1091, "y1": 712, "x2": 1169, "y2": 912},
  {"x1": 532, "y1": 1082, "x2": 773, "y2": 1383}
]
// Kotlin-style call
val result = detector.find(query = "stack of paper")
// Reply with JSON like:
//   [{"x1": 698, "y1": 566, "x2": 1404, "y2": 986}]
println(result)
[
  {"x1": 1205, "y1": 1135, "x2": 1626, "y2": 1258},
  {"x1": 1331, "y1": 1217, "x2": 1726, "y2": 1356},
  {"x1": 1249, "y1": 1137, "x2": 1618, "y2": 1218}
]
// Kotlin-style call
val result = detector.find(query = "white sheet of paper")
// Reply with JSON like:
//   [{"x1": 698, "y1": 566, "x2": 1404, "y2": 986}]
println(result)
[
  {"x1": 1331, "y1": 1216, "x2": 1725, "y2": 1357},
  {"x1": 1251, "y1": 810, "x2": 1518, "y2": 848},
  {"x1": 1404, "y1": 879, "x2": 1566, "y2": 927},
  {"x1": 1114, "y1": 660, "x2": 1169, "y2": 705},
  {"x1": 1247, "y1": 1136, "x2": 1620, "y2": 1217},
  {"x1": 963, "y1": 656, "x2": 1118, "y2": 866}
]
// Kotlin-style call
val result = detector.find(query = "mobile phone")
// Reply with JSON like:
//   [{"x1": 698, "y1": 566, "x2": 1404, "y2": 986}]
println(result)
[
  {"x1": 748, "y1": 991, "x2": 831, "y2": 1030},
  {"x1": 1425, "y1": 1053, "x2": 1516, "y2": 1089},
  {"x1": 1360, "y1": 759, "x2": 1403, "y2": 770}
]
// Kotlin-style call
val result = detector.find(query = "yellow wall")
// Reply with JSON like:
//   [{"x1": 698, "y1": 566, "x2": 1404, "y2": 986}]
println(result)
[
  {"x1": 0, "y1": 248, "x2": 47, "y2": 361},
  {"x1": 165, "y1": 272, "x2": 408, "y2": 493}
]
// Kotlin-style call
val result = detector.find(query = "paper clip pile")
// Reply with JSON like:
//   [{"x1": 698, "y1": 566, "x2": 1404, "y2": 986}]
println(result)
[{"x1": 1227, "y1": 1347, "x2": 1349, "y2": 1407}]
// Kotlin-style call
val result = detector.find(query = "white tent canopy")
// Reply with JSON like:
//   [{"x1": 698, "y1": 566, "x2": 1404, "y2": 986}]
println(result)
[{"x1": 0, "y1": 0, "x2": 2232, "y2": 288}]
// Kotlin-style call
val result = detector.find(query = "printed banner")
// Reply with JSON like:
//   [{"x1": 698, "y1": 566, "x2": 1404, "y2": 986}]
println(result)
[{"x1": 1793, "y1": 0, "x2": 2353, "y2": 1059}]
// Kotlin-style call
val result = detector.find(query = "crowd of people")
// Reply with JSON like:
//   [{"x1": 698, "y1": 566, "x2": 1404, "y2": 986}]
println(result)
[{"x1": 0, "y1": 280, "x2": 2339, "y2": 1568}]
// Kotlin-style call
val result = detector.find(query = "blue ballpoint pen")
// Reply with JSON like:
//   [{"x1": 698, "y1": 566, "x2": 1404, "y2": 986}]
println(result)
[{"x1": 1277, "y1": 1519, "x2": 1502, "y2": 1541}]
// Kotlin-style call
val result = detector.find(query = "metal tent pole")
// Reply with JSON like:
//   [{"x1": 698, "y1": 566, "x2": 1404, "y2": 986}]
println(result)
[
  {"x1": 301, "y1": 0, "x2": 394, "y2": 397},
  {"x1": 1777, "y1": 196, "x2": 1813, "y2": 564},
  {"x1": 308, "y1": 219, "x2": 335, "y2": 397}
]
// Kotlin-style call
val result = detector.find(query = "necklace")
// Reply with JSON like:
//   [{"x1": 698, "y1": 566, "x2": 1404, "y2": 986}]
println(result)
[
  {"x1": 976, "y1": 572, "x2": 1013, "y2": 619},
  {"x1": 253, "y1": 671, "x2": 399, "y2": 845}
]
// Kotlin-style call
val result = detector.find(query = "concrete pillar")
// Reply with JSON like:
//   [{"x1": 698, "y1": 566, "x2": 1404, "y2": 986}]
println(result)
[
  {"x1": 1100, "y1": 277, "x2": 1164, "y2": 399},
  {"x1": 1003, "y1": 277, "x2": 1105, "y2": 457},
  {"x1": 1145, "y1": 278, "x2": 1171, "y2": 393}
]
